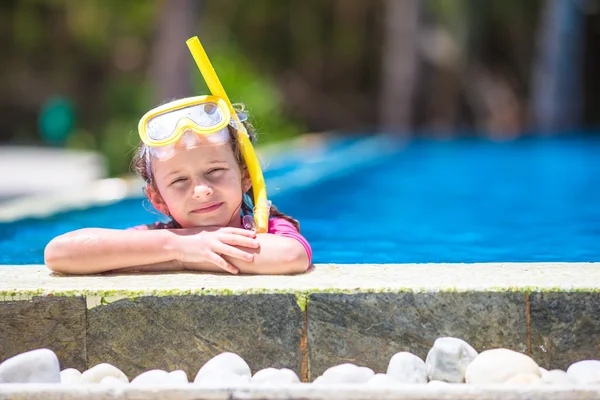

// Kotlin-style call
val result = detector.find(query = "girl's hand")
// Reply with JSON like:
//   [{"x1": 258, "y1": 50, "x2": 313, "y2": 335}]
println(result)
[{"x1": 173, "y1": 227, "x2": 259, "y2": 274}]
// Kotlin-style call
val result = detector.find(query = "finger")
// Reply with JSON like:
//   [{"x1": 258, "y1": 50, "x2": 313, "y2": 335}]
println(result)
[
  {"x1": 218, "y1": 233, "x2": 260, "y2": 248},
  {"x1": 213, "y1": 242, "x2": 255, "y2": 262},
  {"x1": 207, "y1": 253, "x2": 239, "y2": 274},
  {"x1": 220, "y1": 227, "x2": 257, "y2": 237}
]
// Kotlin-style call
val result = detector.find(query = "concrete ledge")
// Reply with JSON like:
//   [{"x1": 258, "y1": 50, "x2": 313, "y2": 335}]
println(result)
[
  {"x1": 2, "y1": 384, "x2": 600, "y2": 400},
  {"x1": 1, "y1": 263, "x2": 599, "y2": 381},
  {"x1": 2, "y1": 263, "x2": 600, "y2": 299}
]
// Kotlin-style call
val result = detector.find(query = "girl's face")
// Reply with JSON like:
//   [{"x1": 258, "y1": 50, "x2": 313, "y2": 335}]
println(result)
[{"x1": 148, "y1": 143, "x2": 250, "y2": 228}]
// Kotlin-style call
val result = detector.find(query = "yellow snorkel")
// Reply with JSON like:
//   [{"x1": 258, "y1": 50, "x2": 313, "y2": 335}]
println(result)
[{"x1": 186, "y1": 36, "x2": 269, "y2": 233}]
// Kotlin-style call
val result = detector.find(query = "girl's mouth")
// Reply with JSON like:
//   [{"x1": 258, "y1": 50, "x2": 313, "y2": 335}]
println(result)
[{"x1": 192, "y1": 202, "x2": 223, "y2": 214}]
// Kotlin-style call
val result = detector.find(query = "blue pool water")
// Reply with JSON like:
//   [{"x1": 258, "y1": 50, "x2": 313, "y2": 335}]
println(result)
[{"x1": 1, "y1": 135, "x2": 599, "y2": 265}]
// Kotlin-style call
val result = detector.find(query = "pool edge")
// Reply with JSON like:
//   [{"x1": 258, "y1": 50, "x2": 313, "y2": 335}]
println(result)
[{"x1": 1, "y1": 263, "x2": 599, "y2": 380}]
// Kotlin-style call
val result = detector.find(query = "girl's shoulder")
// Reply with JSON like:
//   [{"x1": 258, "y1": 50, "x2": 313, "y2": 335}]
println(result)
[
  {"x1": 268, "y1": 217, "x2": 300, "y2": 234},
  {"x1": 268, "y1": 217, "x2": 312, "y2": 264}
]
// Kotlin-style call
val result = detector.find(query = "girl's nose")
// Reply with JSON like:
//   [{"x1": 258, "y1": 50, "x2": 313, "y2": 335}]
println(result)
[{"x1": 193, "y1": 182, "x2": 213, "y2": 197}]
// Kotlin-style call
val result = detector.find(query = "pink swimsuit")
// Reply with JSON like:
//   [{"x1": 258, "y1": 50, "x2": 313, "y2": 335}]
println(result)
[{"x1": 129, "y1": 218, "x2": 312, "y2": 269}]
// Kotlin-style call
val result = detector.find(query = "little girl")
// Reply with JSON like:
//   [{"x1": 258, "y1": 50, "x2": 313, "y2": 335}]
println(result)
[{"x1": 44, "y1": 96, "x2": 312, "y2": 275}]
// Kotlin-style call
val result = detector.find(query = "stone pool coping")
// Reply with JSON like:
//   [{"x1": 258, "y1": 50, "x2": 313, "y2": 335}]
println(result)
[
  {"x1": 1, "y1": 263, "x2": 599, "y2": 305},
  {"x1": 3, "y1": 262, "x2": 600, "y2": 292},
  {"x1": 2, "y1": 384, "x2": 600, "y2": 400},
  {"x1": 2, "y1": 263, "x2": 600, "y2": 383}
]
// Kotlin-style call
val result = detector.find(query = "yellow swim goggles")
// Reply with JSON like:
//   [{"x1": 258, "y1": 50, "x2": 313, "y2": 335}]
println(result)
[{"x1": 138, "y1": 95, "x2": 243, "y2": 151}]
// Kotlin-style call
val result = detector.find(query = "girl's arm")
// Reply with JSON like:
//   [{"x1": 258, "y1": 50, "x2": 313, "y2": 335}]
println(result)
[
  {"x1": 45, "y1": 224, "x2": 310, "y2": 275},
  {"x1": 184, "y1": 219, "x2": 312, "y2": 275},
  {"x1": 219, "y1": 233, "x2": 310, "y2": 275},
  {"x1": 116, "y1": 233, "x2": 310, "y2": 275},
  {"x1": 45, "y1": 228, "x2": 180, "y2": 274},
  {"x1": 44, "y1": 227, "x2": 257, "y2": 275}
]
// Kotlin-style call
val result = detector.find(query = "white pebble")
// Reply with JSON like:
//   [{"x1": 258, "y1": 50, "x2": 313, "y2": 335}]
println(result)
[
  {"x1": 252, "y1": 368, "x2": 300, "y2": 385},
  {"x1": 504, "y1": 373, "x2": 543, "y2": 385},
  {"x1": 315, "y1": 363, "x2": 375, "y2": 385},
  {"x1": 194, "y1": 370, "x2": 251, "y2": 386},
  {"x1": 60, "y1": 368, "x2": 82, "y2": 384},
  {"x1": 0, "y1": 349, "x2": 60, "y2": 384},
  {"x1": 387, "y1": 352, "x2": 427, "y2": 383},
  {"x1": 426, "y1": 337, "x2": 478, "y2": 383},
  {"x1": 541, "y1": 369, "x2": 572, "y2": 385},
  {"x1": 168, "y1": 370, "x2": 189, "y2": 384},
  {"x1": 312, "y1": 376, "x2": 325, "y2": 385},
  {"x1": 465, "y1": 348, "x2": 540, "y2": 384},
  {"x1": 194, "y1": 352, "x2": 251, "y2": 383},
  {"x1": 567, "y1": 360, "x2": 600, "y2": 385},
  {"x1": 100, "y1": 376, "x2": 128, "y2": 386},
  {"x1": 367, "y1": 373, "x2": 401, "y2": 386},
  {"x1": 131, "y1": 369, "x2": 170, "y2": 385},
  {"x1": 80, "y1": 363, "x2": 129, "y2": 384}
]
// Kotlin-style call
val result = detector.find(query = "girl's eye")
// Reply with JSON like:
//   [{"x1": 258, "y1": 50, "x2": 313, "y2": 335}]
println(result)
[
  {"x1": 207, "y1": 168, "x2": 226, "y2": 175},
  {"x1": 170, "y1": 177, "x2": 188, "y2": 186}
]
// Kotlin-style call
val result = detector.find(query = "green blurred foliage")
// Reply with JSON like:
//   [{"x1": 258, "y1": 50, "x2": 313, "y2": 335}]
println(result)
[
  {"x1": 195, "y1": 44, "x2": 306, "y2": 144},
  {"x1": 2, "y1": 0, "x2": 304, "y2": 177},
  {"x1": 2, "y1": 0, "x2": 598, "y2": 178}
]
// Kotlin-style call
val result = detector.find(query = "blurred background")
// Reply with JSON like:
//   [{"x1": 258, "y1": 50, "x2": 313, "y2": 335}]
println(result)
[
  {"x1": 2, "y1": 0, "x2": 600, "y2": 264},
  {"x1": 1, "y1": 0, "x2": 599, "y2": 197}
]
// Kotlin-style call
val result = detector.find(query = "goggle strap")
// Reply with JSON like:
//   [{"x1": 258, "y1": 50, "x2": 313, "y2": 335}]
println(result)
[
  {"x1": 231, "y1": 119, "x2": 250, "y2": 137},
  {"x1": 144, "y1": 146, "x2": 152, "y2": 182},
  {"x1": 236, "y1": 111, "x2": 248, "y2": 122}
]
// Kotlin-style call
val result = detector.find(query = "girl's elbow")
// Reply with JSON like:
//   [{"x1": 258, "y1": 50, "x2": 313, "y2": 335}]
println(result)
[
  {"x1": 44, "y1": 235, "x2": 72, "y2": 273},
  {"x1": 282, "y1": 243, "x2": 310, "y2": 274}
]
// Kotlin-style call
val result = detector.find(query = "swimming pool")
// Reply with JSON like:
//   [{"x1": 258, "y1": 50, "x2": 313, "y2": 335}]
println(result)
[{"x1": 1, "y1": 134, "x2": 599, "y2": 265}]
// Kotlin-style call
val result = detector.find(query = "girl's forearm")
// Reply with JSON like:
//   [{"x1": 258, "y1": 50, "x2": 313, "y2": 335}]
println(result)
[
  {"x1": 225, "y1": 233, "x2": 309, "y2": 275},
  {"x1": 44, "y1": 228, "x2": 180, "y2": 274},
  {"x1": 45, "y1": 227, "x2": 309, "y2": 276},
  {"x1": 108, "y1": 234, "x2": 309, "y2": 275}
]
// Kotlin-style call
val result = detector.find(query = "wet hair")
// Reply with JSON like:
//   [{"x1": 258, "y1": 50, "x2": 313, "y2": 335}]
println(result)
[{"x1": 131, "y1": 109, "x2": 301, "y2": 232}]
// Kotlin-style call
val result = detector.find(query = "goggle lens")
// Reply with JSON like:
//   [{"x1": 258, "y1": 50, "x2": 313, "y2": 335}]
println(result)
[{"x1": 146, "y1": 102, "x2": 226, "y2": 141}]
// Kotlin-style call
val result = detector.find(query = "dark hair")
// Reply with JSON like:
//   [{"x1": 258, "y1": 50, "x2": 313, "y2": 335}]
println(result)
[{"x1": 131, "y1": 112, "x2": 301, "y2": 232}]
